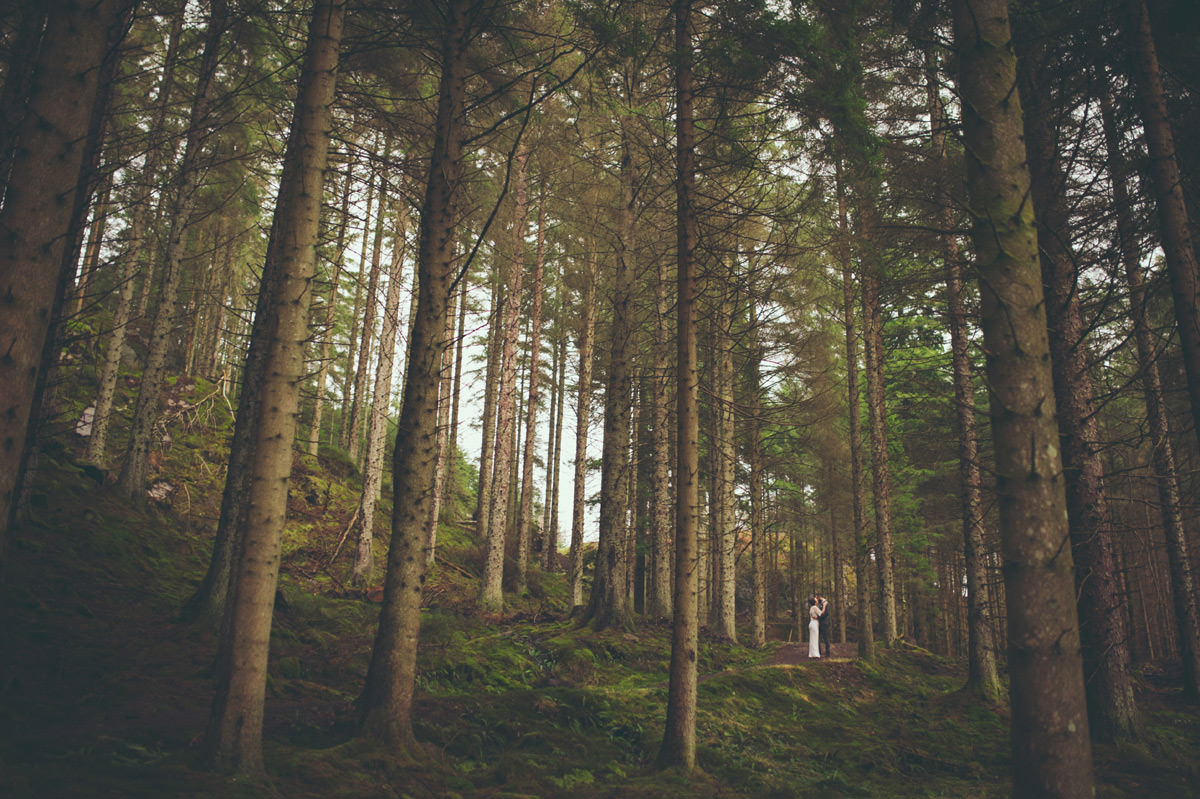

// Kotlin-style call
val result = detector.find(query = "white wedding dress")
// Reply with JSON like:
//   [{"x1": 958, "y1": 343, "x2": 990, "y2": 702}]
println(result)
[{"x1": 808, "y1": 607, "x2": 821, "y2": 658}]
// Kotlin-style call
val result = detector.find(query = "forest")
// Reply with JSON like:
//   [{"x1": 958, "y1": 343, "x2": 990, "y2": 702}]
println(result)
[{"x1": 2, "y1": 0, "x2": 1200, "y2": 796}]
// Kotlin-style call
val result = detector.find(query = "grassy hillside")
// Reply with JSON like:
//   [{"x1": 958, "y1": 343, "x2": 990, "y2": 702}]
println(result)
[{"x1": 2, "y1": 380, "x2": 1198, "y2": 798}]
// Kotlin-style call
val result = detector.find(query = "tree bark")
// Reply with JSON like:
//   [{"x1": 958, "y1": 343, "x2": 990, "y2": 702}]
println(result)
[
  {"x1": 658, "y1": 0, "x2": 699, "y2": 772},
  {"x1": 347, "y1": 177, "x2": 387, "y2": 463},
  {"x1": 646, "y1": 244, "x2": 674, "y2": 620},
  {"x1": 748, "y1": 305, "x2": 766, "y2": 647},
  {"x1": 340, "y1": 167, "x2": 374, "y2": 450},
  {"x1": 951, "y1": 0, "x2": 1094, "y2": 793},
  {"x1": 201, "y1": 0, "x2": 343, "y2": 774},
  {"x1": 0, "y1": 0, "x2": 128, "y2": 554},
  {"x1": 542, "y1": 316, "x2": 563, "y2": 570}
]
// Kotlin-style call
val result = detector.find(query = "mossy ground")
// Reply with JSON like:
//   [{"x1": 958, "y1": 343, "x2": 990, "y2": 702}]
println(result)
[{"x1": 2, "y1": 385, "x2": 1199, "y2": 798}]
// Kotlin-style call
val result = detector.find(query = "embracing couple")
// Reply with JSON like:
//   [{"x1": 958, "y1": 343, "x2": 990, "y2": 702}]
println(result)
[{"x1": 807, "y1": 594, "x2": 830, "y2": 659}]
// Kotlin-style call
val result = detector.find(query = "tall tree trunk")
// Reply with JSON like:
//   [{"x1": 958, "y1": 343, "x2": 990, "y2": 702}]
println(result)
[
  {"x1": 118, "y1": 0, "x2": 229, "y2": 499},
  {"x1": 83, "y1": 1, "x2": 187, "y2": 467},
  {"x1": 713, "y1": 287, "x2": 736, "y2": 641},
  {"x1": 347, "y1": 180, "x2": 387, "y2": 464},
  {"x1": 72, "y1": 166, "x2": 114, "y2": 315},
  {"x1": 357, "y1": 0, "x2": 470, "y2": 752},
  {"x1": 0, "y1": 0, "x2": 128, "y2": 554},
  {"x1": 1017, "y1": 39, "x2": 1141, "y2": 741},
  {"x1": 425, "y1": 289, "x2": 456, "y2": 568},
  {"x1": 924, "y1": 45, "x2": 1000, "y2": 701},
  {"x1": 951, "y1": 0, "x2": 1094, "y2": 793},
  {"x1": 474, "y1": 275, "x2": 502, "y2": 541},
  {"x1": 200, "y1": 0, "x2": 343, "y2": 773},
  {"x1": 340, "y1": 167, "x2": 375, "y2": 450},
  {"x1": 659, "y1": 0, "x2": 699, "y2": 772},
  {"x1": 516, "y1": 183, "x2": 546, "y2": 592},
  {"x1": 859, "y1": 252, "x2": 898, "y2": 644},
  {"x1": 584, "y1": 119, "x2": 636, "y2": 631},
  {"x1": 647, "y1": 234, "x2": 673, "y2": 619},
  {"x1": 1100, "y1": 89, "x2": 1200, "y2": 702},
  {"x1": 350, "y1": 208, "x2": 407, "y2": 588},
  {"x1": 569, "y1": 254, "x2": 597, "y2": 607},
  {"x1": 1124, "y1": 0, "x2": 1200, "y2": 459},
  {"x1": 0, "y1": 6, "x2": 48, "y2": 206},
  {"x1": 480, "y1": 143, "x2": 528, "y2": 613},
  {"x1": 309, "y1": 168, "x2": 352, "y2": 456},
  {"x1": 542, "y1": 318, "x2": 562, "y2": 570},
  {"x1": 837, "y1": 170, "x2": 875, "y2": 663},
  {"x1": 748, "y1": 305, "x2": 766, "y2": 647}
]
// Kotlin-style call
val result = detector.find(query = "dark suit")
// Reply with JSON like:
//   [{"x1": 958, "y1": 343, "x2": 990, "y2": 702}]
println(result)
[{"x1": 817, "y1": 599, "x2": 831, "y2": 657}]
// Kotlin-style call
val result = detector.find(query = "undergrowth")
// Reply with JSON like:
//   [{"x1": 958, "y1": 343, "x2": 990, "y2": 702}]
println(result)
[{"x1": 2, "y1": 385, "x2": 1199, "y2": 798}]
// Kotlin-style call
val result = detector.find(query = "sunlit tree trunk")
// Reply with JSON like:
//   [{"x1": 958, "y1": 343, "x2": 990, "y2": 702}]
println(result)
[
  {"x1": 475, "y1": 275, "x2": 502, "y2": 541},
  {"x1": 425, "y1": 289, "x2": 456, "y2": 568},
  {"x1": 1100, "y1": 89, "x2": 1200, "y2": 702},
  {"x1": 952, "y1": 0, "x2": 1094, "y2": 793},
  {"x1": 201, "y1": 0, "x2": 344, "y2": 773},
  {"x1": 748, "y1": 304, "x2": 766, "y2": 647},
  {"x1": 543, "y1": 318, "x2": 563, "y2": 570},
  {"x1": 659, "y1": 0, "x2": 699, "y2": 772},
  {"x1": 340, "y1": 167, "x2": 374, "y2": 450},
  {"x1": 712, "y1": 286, "x2": 736, "y2": 641},
  {"x1": 118, "y1": 0, "x2": 229, "y2": 499}
]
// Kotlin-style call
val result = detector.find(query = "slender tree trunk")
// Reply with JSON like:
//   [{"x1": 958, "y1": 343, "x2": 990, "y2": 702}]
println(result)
[
  {"x1": 348, "y1": 181, "x2": 387, "y2": 464},
  {"x1": 542, "y1": 319, "x2": 562, "y2": 570},
  {"x1": 712, "y1": 286, "x2": 736, "y2": 640},
  {"x1": 350, "y1": 209, "x2": 407, "y2": 587},
  {"x1": 475, "y1": 276, "x2": 502, "y2": 539},
  {"x1": 584, "y1": 120, "x2": 636, "y2": 631},
  {"x1": 569, "y1": 254, "x2": 597, "y2": 607},
  {"x1": 859, "y1": 254, "x2": 898, "y2": 644},
  {"x1": 748, "y1": 305, "x2": 766, "y2": 647},
  {"x1": 516, "y1": 184, "x2": 546, "y2": 592},
  {"x1": 200, "y1": 0, "x2": 343, "y2": 773},
  {"x1": 837, "y1": 171, "x2": 875, "y2": 663},
  {"x1": 357, "y1": 0, "x2": 470, "y2": 752},
  {"x1": 309, "y1": 168, "x2": 352, "y2": 456},
  {"x1": 73, "y1": 167, "x2": 114, "y2": 315},
  {"x1": 1101, "y1": 89, "x2": 1200, "y2": 702},
  {"x1": 480, "y1": 144, "x2": 528, "y2": 613},
  {"x1": 83, "y1": 2, "x2": 186, "y2": 467},
  {"x1": 924, "y1": 46, "x2": 1000, "y2": 701},
  {"x1": 647, "y1": 236, "x2": 673, "y2": 619},
  {"x1": 659, "y1": 0, "x2": 699, "y2": 771},
  {"x1": 0, "y1": 0, "x2": 127, "y2": 555},
  {"x1": 425, "y1": 289, "x2": 456, "y2": 568},
  {"x1": 1017, "y1": 40, "x2": 1141, "y2": 740},
  {"x1": 118, "y1": 0, "x2": 229, "y2": 499},
  {"x1": 951, "y1": 0, "x2": 1094, "y2": 793},
  {"x1": 340, "y1": 167, "x2": 374, "y2": 450},
  {"x1": 1124, "y1": 0, "x2": 1200, "y2": 460}
]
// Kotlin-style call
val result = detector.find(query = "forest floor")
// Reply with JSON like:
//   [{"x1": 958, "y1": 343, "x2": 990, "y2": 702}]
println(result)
[{"x1": 2, "y1": 407, "x2": 1200, "y2": 798}]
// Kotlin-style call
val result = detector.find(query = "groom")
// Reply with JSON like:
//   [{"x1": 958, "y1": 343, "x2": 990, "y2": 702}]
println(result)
[{"x1": 816, "y1": 593, "x2": 831, "y2": 658}]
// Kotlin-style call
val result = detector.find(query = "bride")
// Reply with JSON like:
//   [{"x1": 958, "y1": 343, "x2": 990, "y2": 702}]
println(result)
[{"x1": 807, "y1": 597, "x2": 821, "y2": 658}]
